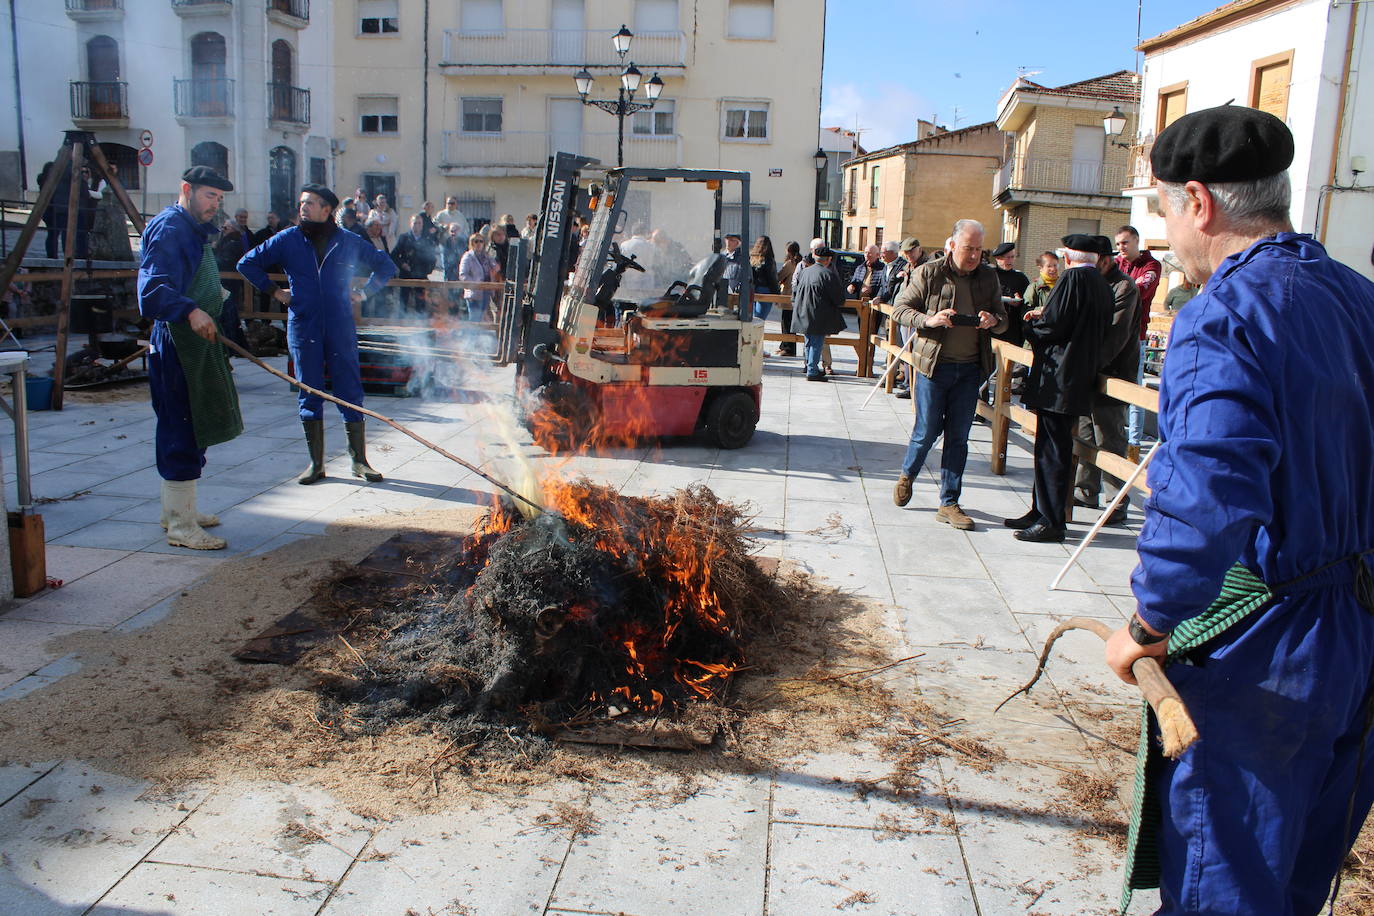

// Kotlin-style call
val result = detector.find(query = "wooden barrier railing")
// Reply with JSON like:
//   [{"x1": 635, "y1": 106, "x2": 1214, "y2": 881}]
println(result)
[
  {"x1": 868, "y1": 300, "x2": 1159, "y2": 505},
  {"x1": 740, "y1": 292, "x2": 876, "y2": 377}
]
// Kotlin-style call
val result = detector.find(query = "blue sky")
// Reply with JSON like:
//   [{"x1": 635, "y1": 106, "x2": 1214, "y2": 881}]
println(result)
[{"x1": 822, "y1": 0, "x2": 1223, "y2": 150}]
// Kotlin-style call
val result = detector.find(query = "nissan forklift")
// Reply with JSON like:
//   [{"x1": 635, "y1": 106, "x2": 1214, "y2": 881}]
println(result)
[{"x1": 494, "y1": 153, "x2": 764, "y2": 449}]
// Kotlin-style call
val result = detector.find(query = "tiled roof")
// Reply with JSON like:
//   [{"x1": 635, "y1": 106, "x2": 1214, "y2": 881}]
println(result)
[
  {"x1": 1020, "y1": 70, "x2": 1140, "y2": 103},
  {"x1": 846, "y1": 121, "x2": 998, "y2": 165}
]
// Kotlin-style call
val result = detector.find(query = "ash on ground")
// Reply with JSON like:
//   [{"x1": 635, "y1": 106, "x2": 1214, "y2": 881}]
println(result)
[{"x1": 314, "y1": 481, "x2": 784, "y2": 750}]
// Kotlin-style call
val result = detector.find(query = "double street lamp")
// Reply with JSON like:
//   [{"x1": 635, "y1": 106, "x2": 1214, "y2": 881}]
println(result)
[{"x1": 573, "y1": 25, "x2": 666, "y2": 167}]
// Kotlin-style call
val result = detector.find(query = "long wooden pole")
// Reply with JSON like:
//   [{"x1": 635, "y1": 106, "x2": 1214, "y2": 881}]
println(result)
[
  {"x1": 51, "y1": 140, "x2": 85, "y2": 410},
  {"x1": 1049, "y1": 441, "x2": 1160, "y2": 591},
  {"x1": 218, "y1": 337, "x2": 545, "y2": 516},
  {"x1": 84, "y1": 139, "x2": 146, "y2": 235},
  {"x1": 0, "y1": 143, "x2": 72, "y2": 301}
]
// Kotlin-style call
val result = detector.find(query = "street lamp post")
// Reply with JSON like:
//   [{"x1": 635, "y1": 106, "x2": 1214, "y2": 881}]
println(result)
[
  {"x1": 812, "y1": 147, "x2": 828, "y2": 242},
  {"x1": 573, "y1": 25, "x2": 665, "y2": 168}
]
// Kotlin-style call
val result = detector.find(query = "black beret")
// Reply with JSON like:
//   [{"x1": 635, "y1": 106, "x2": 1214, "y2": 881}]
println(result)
[
  {"x1": 1151, "y1": 104, "x2": 1294, "y2": 184},
  {"x1": 1062, "y1": 234, "x2": 1112, "y2": 256},
  {"x1": 300, "y1": 183, "x2": 339, "y2": 209},
  {"x1": 991, "y1": 242, "x2": 1015, "y2": 258},
  {"x1": 814, "y1": 247, "x2": 835, "y2": 258},
  {"x1": 181, "y1": 166, "x2": 233, "y2": 192}
]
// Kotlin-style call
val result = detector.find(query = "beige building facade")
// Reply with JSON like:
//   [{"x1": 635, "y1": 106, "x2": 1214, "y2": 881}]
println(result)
[
  {"x1": 333, "y1": 0, "x2": 824, "y2": 240},
  {"x1": 840, "y1": 121, "x2": 1004, "y2": 254},
  {"x1": 992, "y1": 71, "x2": 1140, "y2": 272}
]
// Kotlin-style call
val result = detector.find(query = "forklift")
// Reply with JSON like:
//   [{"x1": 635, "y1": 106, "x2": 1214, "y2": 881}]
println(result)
[{"x1": 495, "y1": 153, "x2": 764, "y2": 449}]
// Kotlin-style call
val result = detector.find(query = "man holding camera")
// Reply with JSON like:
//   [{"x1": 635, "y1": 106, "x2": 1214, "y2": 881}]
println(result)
[{"x1": 890, "y1": 219, "x2": 1006, "y2": 530}]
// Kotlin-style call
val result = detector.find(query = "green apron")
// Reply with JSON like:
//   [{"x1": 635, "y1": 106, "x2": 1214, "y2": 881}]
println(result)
[
  {"x1": 1120, "y1": 564, "x2": 1274, "y2": 912},
  {"x1": 166, "y1": 243, "x2": 243, "y2": 449}
]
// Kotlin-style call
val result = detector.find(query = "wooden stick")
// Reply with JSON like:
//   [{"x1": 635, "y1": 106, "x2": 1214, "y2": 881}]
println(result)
[
  {"x1": 1049, "y1": 441, "x2": 1160, "y2": 591},
  {"x1": 51, "y1": 140, "x2": 85, "y2": 411},
  {"x1": 809, "y1": 653, "x2": 924, "y2": 683},
  {"x1": 84, "y1": 139, "x2": 146, "y2": 235},
  {"x1": 0, "y1": 143, "x2": 72, "y2": 301},
  {"x1": 995, "y1": 616, "x2": 1197, "y2": 759},
  {"x1": 860, "y1": 333, "x2": 915, "y2": 409},
  {"x1": 218, "y1": 337, "x2": 546, "y2": 516},
  {"x1": 102, "y1": 344, "x2": 149, "y2": 377}
]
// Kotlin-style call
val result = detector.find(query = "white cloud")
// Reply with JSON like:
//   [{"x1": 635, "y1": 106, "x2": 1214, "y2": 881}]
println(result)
[{"x1": 820, "y1": 81, "x2": 939, "y2": 152}]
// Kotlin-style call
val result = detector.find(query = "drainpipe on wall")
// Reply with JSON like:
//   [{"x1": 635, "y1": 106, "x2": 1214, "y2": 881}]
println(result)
[
  {"x1": 421, "y1": 0, "x2": 430, "y2": 201},
  {"x1": 9, "y1": 0, "x2": 26, "y2": 190},
  {"x1": 1317, "y1": 0, "x2": 1360, "y2": 242}
]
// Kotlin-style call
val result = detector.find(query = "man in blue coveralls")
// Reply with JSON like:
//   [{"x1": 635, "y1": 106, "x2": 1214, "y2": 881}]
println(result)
[
  {"x1": 238, "y1": 184, "x2": 396, "y2": 485},
  {"x1": 1105, "y1": 105, "x2": 1374, "y2": 914},
  {"x1": 138, "y1": 165, "x2": 243, "y2": 551}
]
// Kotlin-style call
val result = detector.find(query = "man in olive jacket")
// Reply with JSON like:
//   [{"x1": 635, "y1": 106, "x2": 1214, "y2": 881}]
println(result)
[
  {"x1": 1005, "y1": 234, "x2": 1113, "y2": 542},
  {"x1": 890, "y1": 219, "x2": 1007, "y2": 530}
]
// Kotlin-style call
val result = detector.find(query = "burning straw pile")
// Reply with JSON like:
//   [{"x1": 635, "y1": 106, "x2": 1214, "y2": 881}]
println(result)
[{"x1": 314, "y1": 480, "x2": 784, "y2": 746}]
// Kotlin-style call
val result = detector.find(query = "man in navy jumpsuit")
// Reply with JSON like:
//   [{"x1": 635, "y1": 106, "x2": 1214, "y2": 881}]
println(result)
[
  {"x1": 1106, "y1": 106, "x2": 1374, "y2": 914},
  {"x1": 138, "y1": 165, "x2": 236, "y2": 550},
  {"x1": 238, "y1": 184, "x2": 396, "y2": 484}
]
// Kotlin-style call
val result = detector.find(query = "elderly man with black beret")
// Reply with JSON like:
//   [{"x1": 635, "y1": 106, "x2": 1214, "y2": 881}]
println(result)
[
  {"x1": 137, "y1": 165, "x2": 245, "y2": 550},
  {"x1": 1004, "y1": 233, "x2": 1112, "y2": 542},
  {"x1": 238, "y1": 184, "x2": 397, "y2": 485},
  {"x1": 1102, "y1": 105, "x2": 1374, "y2": 915}
]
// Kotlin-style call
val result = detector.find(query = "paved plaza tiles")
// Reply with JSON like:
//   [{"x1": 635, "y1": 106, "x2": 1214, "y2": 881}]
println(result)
[{"x1": 0, "y1": 342, "x2": 1154, "y2": 915}]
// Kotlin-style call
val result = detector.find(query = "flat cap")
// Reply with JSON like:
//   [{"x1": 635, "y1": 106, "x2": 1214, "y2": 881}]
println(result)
[
  {"x1": 1062, "y1": 234, "x2": 1112, "y2": 256},
  {"x1": 900, "y1": 237, "x2": 922, "y2": 251},
  {"x1": 1151, "y1": 104, "x2": 1294, "y2": 184},
  {"x1": 181, "y1": 165, "x2": 233, "y2": 192},
  {"x1": 991, "y1": 242, "x2": 1015, "y2": 258},
  {"x1": 300, "y1": 183, "x2": 339, "y2": 209}
]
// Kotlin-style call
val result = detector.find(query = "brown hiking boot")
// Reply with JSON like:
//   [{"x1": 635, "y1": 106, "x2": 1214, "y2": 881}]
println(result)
[
  {"x1": 936, "y1": 504, "x2": 975, "y2": 530},
  {"x1": 893, "y1": 475, "x2": 913, "y2": 507}
]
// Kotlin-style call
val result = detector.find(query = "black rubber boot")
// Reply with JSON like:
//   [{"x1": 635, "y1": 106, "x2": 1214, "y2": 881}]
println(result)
[
  {"x1": 299, "y1": 419, "x2": 325, "y2": 485},
  {"x1": 345, "y1": 421, "x2": 383, "y2": 482}
]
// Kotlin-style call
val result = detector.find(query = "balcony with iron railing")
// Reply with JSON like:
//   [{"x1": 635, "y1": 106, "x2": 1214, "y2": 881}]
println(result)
[
  {"x1": 266, "y1": 0, "x2": 307, "y2": 27},
  {"x1": 267, "y1": 83, "x2": 309, "y2": 128},
  {"x1": 1126, "y1": 138, "x2": 1154, "y2": 191},
  {"x1": 843, "y1": 188, "x2": 857, "y2": 215},
  {"x1": 65, "y1": 0, "x2": 123, "y2": 20},
  {"x1": 441, "y1": 29, "x2": 686, "y2": 72},
  {"x1": 441, "y1": 130, "x2": 681, "y2": 173},
  {"x1": 172, "y1": 0, "x2": 232, "y2": 15},
  {"x1": 993, "y1": 156, "x2": 1129, "y2": 202},
  {"x1": 70, "y1": 81, "x2": 128, "y2": 125},
  {"x1": 174, "y1": 78, "x2": 234, "y2": 119}
]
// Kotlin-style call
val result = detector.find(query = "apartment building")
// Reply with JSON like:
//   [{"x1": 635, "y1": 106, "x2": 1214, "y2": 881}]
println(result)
[
  {"x1": 991, "y1": 71, "x2": 1140, "y2": 272},
  {"x1": 840, "y1": 121, "x2": 1004, "y2": 254},
  {"x1": 0, "y1": 0, "x2": 336, "y2": 221},
  {"x1": 333, "y1": 0, "x2": 824, "y2": 239},
  {"x1": 1126, "y1": 0, "x2": 1373, "y2": 280}
]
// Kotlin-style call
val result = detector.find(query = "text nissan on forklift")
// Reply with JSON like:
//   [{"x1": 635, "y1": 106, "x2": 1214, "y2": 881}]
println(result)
[{"x1": 506, "y1": 153, "x2": 765, "y2": 449}]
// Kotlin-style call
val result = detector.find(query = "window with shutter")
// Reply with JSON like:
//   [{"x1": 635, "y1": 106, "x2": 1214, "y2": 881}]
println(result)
[
  {"x1": 1249, "y1": 51, "x2": 1293, "y2": 120},
  {"x1": 462, "y1": 98, "x2": 502, "y2": 133},
  {"x1": 358, "y1": 96, "x2": 399, "y2": 134},
  {"x1": 726, "y1": 0, "x2": 773, "y2": 39},
  {"x1": 359, "y1": 0, "x2": 399, "y2": 34},
  {"x1": 1156, "y1": 82, "x2": 1188, "y2": 133}
]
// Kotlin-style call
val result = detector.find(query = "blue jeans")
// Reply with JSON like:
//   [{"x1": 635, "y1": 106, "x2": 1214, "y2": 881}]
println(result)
[
  {"x1": 753, "y1": 285, "x2": 773, "y2": 321},
  {"x1": 1128, "y1": 340, "x2": 1146, "y2": 445},
  {"x1": 803, "y1": 333, "x2": 826, "y2": 375},
  {"x1": 900, "y1": 360, "x2": 982, "y2": 505}
]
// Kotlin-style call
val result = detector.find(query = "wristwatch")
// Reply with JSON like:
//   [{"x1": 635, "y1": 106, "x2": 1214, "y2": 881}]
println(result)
[{"x1": 1128, "y1": 614, "x2": 1169, "y2": 646}]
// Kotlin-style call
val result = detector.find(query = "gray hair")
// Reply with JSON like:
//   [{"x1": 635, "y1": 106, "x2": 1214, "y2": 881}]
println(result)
[
  {"x1": 1159, "y1": 173, "x2": 1292, "y2": 231},
  {"x1": 809, "y1": 237, "x2": 825, "y2": 252},
  {"x1": 882, "y1": 240, "x2": 901, "y2": 253},
  {"x1": 365, "y1": 215, "x2": 383, "y2": 227},
  {"x1": 951, "y1": 218, "x2": 985, "y2": 240},
  {"x1": 1060, "y1": 247, "x2": 1098, "y2": 267}
]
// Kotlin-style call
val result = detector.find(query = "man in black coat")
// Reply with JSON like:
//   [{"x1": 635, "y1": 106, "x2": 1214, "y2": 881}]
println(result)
[
  {"x1": 791, "y1": 247, "x2": 847, "y2": 381},
  {"x1": 391, "y1": 213, "x2": 438, "y2": 313},
  {"x1": 1004, "y1": 234, "x2": 1113, "y2": 542},
  {"x1": 1074, "y1": 237, "x2": 1142, "y2": 521}
]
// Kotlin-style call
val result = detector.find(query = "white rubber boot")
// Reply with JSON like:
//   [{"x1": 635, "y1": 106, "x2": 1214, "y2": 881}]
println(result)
[
  {"x1": 159, "y1": 497, "x2": 220, "y2": 530},
  {"x1": 162, "y1": 480, "x2": 227, "y2": 550}
]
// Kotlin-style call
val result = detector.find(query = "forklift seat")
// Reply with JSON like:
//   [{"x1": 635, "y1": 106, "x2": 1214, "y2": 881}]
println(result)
[{"x1": 637, "y1": 254, "x2": 726, "y2": 318}]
